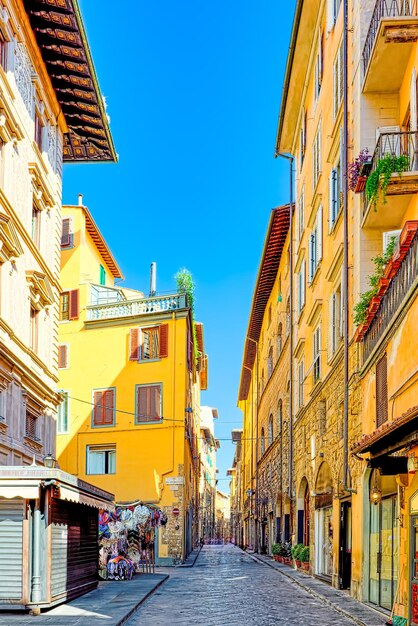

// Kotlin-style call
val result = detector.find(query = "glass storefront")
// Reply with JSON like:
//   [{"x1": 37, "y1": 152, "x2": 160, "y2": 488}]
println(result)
[{"x1": 369, "y1": 472, "x2": 398, "y2": 611}]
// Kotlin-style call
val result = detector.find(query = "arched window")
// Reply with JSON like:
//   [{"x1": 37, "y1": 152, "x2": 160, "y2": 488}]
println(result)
[
  {"x1": 286, "y1": 298, "x2": 291, "y2": 335},
  {"x1": 267, "y1": 346, "x2": 273, "y2": 378},
  {"x1": 260, "y1": 427, "x2": 265, "y2": 456},
  {"x1": 277, "y1": 323, "x2": 283, "y2": 358},
  {"x1": 278, "y1": 400, "x2": 283, "y2": 432},
  {"x1": 268, "y1": 414, "x2": 274, "y2": 445}
]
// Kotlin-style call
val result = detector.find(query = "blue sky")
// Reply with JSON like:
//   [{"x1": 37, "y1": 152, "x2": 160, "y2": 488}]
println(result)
[{"x1": 63, "y1": 0, "x2": 296, "y2": 490}]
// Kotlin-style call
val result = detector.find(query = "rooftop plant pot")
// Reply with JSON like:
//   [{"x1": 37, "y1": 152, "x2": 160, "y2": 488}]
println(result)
[
  {"x1": 295, "y1": 559, "x2": 302, "y2": 568},
  {"x1": 301, "y1": 561, "x2": 310, "y2": 571},
  {"x1": 354, "y1": 175, "x2": 367, "y2": 193}
]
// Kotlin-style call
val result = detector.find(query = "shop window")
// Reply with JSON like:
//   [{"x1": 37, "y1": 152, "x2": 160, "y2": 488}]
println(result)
[
  {"x1": 135, "y1": 384, "x2": 162, "y2": 423},
  {"x1": 87, "y1": 445, "x2": 116, "y2": 475}
]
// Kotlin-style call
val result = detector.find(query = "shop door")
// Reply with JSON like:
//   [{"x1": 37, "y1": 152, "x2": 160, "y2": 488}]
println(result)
[
  {"x1": 339, "y1": 501, "x2": 352, "y2": 589},
  {"x1": 315, "y1": 506, "x2": 333, "y2": 580},
  {"x1": 410, "y1": 516, "x2": 418, "y2": 625},
  {"x1": 369, "y1": 494, "x2": 398, "y2": 611}
]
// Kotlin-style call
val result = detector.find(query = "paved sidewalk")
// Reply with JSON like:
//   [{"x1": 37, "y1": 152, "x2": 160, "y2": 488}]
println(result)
[
  {"x1": 176, "y1": 546, "x2": 202, "y2": 568},
  {"x1": 247, "y1": 551, "x2": 388, "y2": 626},
  {"x1": 1, "y1": 573, "x2": 169, "y2": 626}
]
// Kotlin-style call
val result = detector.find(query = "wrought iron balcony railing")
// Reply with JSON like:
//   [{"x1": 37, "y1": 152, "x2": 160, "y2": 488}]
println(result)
[
  {"x1": 363, "y1": 131, "x2": 418, "y2": 215},
  {"x1": 86, "y1": 293, "x2": 187, "y2": 321},
  {"x1": 363, "y1": 0, "x2": 418, "y2": 74},
  {"x1": 362, "y1": 231, "x2": 418, "y2": 362}
]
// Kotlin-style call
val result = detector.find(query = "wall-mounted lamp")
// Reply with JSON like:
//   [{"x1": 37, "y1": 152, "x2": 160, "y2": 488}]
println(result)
[
  {"x1": 370, "y1": 473, "x2": 382, "y2": 505},
  {"x1": 43, "y1": 453, "x2": 56, "y2": 469}
]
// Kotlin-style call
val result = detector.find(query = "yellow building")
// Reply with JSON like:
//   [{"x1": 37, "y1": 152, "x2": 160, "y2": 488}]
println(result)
[{"x1": 57, "y1": 200, "x2": 207, "y2": 565}]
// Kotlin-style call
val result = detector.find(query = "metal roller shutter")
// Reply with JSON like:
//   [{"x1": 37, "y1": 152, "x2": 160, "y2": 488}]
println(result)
[
  {"x1": 0, "y1": 499, "x2": 24, "y2": 600},
  {"x1": 51, "y1": 499, "x2": 98, "y2": 601}
]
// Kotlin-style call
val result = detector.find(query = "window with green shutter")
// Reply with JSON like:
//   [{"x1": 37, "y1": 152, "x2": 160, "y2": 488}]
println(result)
[{"x1": 100, "y1": 264, "x2": 106, "y2": 286}]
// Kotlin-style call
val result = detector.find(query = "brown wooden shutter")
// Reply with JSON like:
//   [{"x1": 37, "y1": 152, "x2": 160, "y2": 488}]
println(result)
[
  {"x1": 61, "y1": 218, "x2": 71, "y2": 247},
  {"x1": 376, "y1": 354, "x2": 388, "y2": 427},
  {"x1": 159, "y1": 324, "x2": 169, "y2": 358},
  {"x1": 151, "y1": 385, "x2": 161, "y2": 420},
  {"x1": 58, "y1": 345, "x2": 67, "y2": 369},
  {"x1": 129, "y1": 328, "x2": 139, "y2": 361},
  {"x1": 103, "y1": 389, "x2": 114, "y2": 424},
  {"x1": 93, "y1": 391, "x2": 104, "y2": 425},
  {"x1": 69, "y1": 289, "x2": 79, "y2": 320}
]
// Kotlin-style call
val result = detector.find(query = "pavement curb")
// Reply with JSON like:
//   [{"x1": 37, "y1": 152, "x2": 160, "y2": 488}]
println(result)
[
  {"x1": 176, "y1": 546, "x2": 202, "y2": 568},
  {"x1": 243, "y1": 550, "x2": 386, "y2": 626},
  {"x1": 116, "y1": 574, "x2": 169, "y2": 626}
]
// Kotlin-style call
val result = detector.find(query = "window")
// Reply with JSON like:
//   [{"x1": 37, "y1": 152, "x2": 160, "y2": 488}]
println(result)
[
  {"x1": 30, "y1": 307, "x2": 38, "y2": 352},
  {"x1": 100, "y1": 264, "x2": 106, "y2": 286},
  {"x1": 57, "y1": 392, "x2": 69, "y2": 434},
  {"x1": 300, "y1": 111, "x2": 307, "y2": 168},
  {"x1": 298, "y1": 187, "x2": 305, "y2": 242},
  {"x1": 0, "y1": 33, "x2": 7, "y2": 70},
  {"x1": 328, "y1": 285, "x2": 342, "y2": 358},
  {"x1": 329, "y1": 157, "x2": 342, "y2": 230},
  {"x1": 58, "y1": 344, "x2": 68, "y2": 369},
  {"x1": 136, "y1": 384, "x2": 162, "y2": 423},
  {"x1": 26, "y1": 410, "x2": 38, "y2": 441},
  {"x1": 313, "y1": 324, "x2": 321, "y2": 384},
  {"x1": 297, "y1": 260, "x2": 306, "y2": 315},
  {"x1": 268, "y1": 414, "x2": 274, "y2": 446},
  {"x1": 61, "y1": 218, "x2": 71, "y2": 248},
  {"x1": 298, "y1": 360, "x2": 304, "y2": 410},
  {"x1": 35, "y1": 110, "x2": 43, "y2": 151},
  {"x1": 278, "y1": 399, "x2": 283, "y2": 432},
  {"x1": 32, "y1": 205, "x2": 41, "y2": 247},
  {"x1": 267, "y1": 346, "x2": 273, "y2": 378},
  {"x1": 130, "y1": 325, "x2": 168, "y2": 361},
  {"x1": 93, "y1": 389, "x2": 115, "y2": 426},
  {"x1": 327, "y1": 0, "x2": 342, "y2": 32},
  {"x1": 87, "y1": 445, "x2": 116, "y2": 475},
  {"x1": 285, "y1": 298, "x2": 291, "y2": 335},
  {"x1": 141, "y1": 326, "x2": 160, "y2": 360},
  {"x1": 333, "y1": 41, "x2": 343, "y2": 118},
  {"x1": 277, "y1": 323, "x2": 283, "y2": 358},
  {"x1": 260, "y1": 427, "x2": 265, "y2": 456},
  {"x1": 314, "y1": 32, "x2": 323, "y2": 101},
  {"x1": 376, "y1": 354, "x2": 388, "y2": 427},
  {"x1": 308, "y1": 206, "x2": 323, "y2": 283},
  {"x1": 313, "y1": 122, "x2": 322, "y2": 190},
  {"x1": 268, "y1": 304, "x2": 272, "y2": 327},
  {"x1": 60, "y1": 290, "x2": 79, "y2": 321}
]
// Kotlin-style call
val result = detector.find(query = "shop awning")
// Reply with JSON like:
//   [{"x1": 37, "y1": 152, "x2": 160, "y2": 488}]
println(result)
[
  {"x1": 0, "y1": 480, "x2": 40, "y2": 499},
  {"x1": 59, "y1": 485, "x2": 114, "y2": 511},
  {"x1": 351, "y1": 404, "x2": 418, "y2": 457}
]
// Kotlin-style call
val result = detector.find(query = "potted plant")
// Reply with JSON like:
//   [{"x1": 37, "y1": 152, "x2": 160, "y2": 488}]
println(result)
[
  {"x1": 365, "y1": 153, "x2": 409, "y2": 209},
  {"x1": 282, "y1": 541, "x2": 292, "y2": 565},
  {"x1": 272, "y1": 543, "x2": 282, "y2": 562},
  {"x1": 300, "y1": 546, "x2": 310, "y2": 571},
  {"x1": 347, "y1": 148, "x2": 371, "y2": 193},
  {"x1": 291, "y1": 543, "x2": 303, "y2": 568}
]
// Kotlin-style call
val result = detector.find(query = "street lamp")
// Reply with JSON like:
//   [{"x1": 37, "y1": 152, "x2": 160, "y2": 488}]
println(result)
[{"x1": 43, "y1": 453, "x2": 56, "y2": 469}]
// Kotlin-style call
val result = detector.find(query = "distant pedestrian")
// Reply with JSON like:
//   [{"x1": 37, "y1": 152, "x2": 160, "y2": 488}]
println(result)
[{"x1": 199, "y1": 537, "x2": 204, "y2": 548}]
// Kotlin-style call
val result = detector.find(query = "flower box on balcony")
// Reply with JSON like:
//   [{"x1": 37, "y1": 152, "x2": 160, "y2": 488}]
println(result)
[
  {"x1": 354, "y1": 175, "x2": 367, "y2": 193},
  {"x1": 369, "y1": 296, "x2": 381, "y2": 313},
  {"x1": 382, "y1": 260, "x2": 395, "y2": 281},
  {"x1": 376, "y1": 279, "x2": 389, "y2": 298}
]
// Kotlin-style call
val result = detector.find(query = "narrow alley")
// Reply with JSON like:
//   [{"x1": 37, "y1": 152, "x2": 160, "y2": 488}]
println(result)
[{"x1": 127, "y1": 545, "x2": 371, "y2": 626}]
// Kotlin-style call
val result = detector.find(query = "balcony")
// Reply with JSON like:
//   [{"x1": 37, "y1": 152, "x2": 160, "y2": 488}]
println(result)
[
  {"x1": 363, "y1": 0, "x2": 418, "y2": 93},
  {"x1": 86, "y1": 293, "x2": 187, "y2": 322},
  {"x1": 362, "y1": 131, "x2": 418, "y2": 228},
  {"x1": 362, "y1": 226, "x2": 418, "y2": 362}
]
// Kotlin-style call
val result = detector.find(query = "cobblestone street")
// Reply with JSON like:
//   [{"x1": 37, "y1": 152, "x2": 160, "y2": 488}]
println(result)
[{"x1": 127, "y1": 545, "x2": 361, "y2": 626}]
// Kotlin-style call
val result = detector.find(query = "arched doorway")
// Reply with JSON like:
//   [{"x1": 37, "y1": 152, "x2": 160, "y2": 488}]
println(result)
[
  {"x1": 369, "y1": 470, "x2": 398, "y2": 611},
  {"x1": 297, "y1": 477, "x2": 310, "y2": 546},
  {"x1": 314, "y1": 461, "x2": 334, "y2": 581}
]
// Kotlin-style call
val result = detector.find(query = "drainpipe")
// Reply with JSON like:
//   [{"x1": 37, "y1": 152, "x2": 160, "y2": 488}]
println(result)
[
  {"x1": 31, "y1": 498, "x2": 42, "y2": 609},
  {"x1": 342, "y1": 0, "x2": 350, "y2": 490},
  {"x1": 276, "y1": 153, "x2": 294, "y2": 532}
]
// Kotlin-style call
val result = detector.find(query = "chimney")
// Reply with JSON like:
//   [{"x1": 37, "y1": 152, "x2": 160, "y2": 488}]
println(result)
[
  {"x1": 78, "y1": 194, "x2": 83, "y2": 206},
  {"x1": 149, "y1": 262, "x2": 157, "y2": 297}
]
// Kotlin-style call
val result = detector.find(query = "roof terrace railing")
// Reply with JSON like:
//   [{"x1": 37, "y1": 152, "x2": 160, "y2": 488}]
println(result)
[{"x1": 86, "y1": 293, "x2": 187, "y2": 321}]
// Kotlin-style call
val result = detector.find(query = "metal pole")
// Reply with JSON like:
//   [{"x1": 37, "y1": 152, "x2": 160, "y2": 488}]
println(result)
[
  {"x1": 343, "y1": 0, "x2": 349, "y2": 488},
  {"x1": 31, "y1": 499, "x2": 42, "y2": 605}
]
